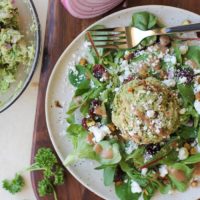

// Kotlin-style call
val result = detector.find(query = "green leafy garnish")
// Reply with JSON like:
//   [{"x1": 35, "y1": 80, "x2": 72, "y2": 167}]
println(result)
[
  {"x1": 103, "y1": 166, "x2": 116, "y2": 186},
  {"x1": 2, "y1": 148, "x2": 64, "y2": 200},
  {"x1": 2, "y1": 174, "x2": 25, "y2": 194}
]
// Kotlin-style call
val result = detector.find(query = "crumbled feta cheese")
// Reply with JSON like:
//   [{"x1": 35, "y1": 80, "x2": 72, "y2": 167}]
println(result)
[
  {"x1": 179, "y1": 108, "x2": 186, "y2": 114},
  {"x1": 194, "y1": 69, "x2": 200, "y2": 75},
  {"x1": 119, "y1": 75, "x2": 124, "y2": 83},
  {"x1": 178, "y1": 147, "x2": 189, "y2": 160},
  {"x1": 88, "y1": 125, "x2": 111, "y2": 142},
  {"x1": 114, "y1": 87, "x2": 120, "y2": 92},
  {"x1": 159, "y1": 165, "x2": 168, "y2": 177},
  {"x1": 90, "y1": 80, "x2": 95, "y2": 88},
  {"x1": 121, "y1": 59, "x2": 128, "y2": 67},
  {"x1": 179, "y1": 77, "x2": 187, "y2": 84},
  {"x1": 162, "y1": 79, "x2": 176, "y2": 87},
  {"x1": 146, "y1": 110, "x2": 155, "y2": 118},
  {"x1": 164, "y1": 55, "x2": 177, "y2": 65},
  {"x1": 179, "y1": 45, "x2": 188, "y2": 55},
  {"x1": 141, "y1": 168, "x2": 148, "y2": 176},
  {"x1": 124, "y1": 179, "x2": 128, "y2": 183},
  {"x1": 194, "y1": 100, "x2": 200, "y2": 114},
  {"x1": 125, "y1": 141, "x2": 138, "y2": 154},
  {"x1": 131, "y1": 180, "x2": 142, "y2": 193},
  {"x1": 194, "y1": 84, "x2": 200, "y2": 94}
]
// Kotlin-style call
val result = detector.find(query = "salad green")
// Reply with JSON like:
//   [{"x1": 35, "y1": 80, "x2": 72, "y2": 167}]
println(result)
[
  {"x1": 0, "y1": 0, "x2": 34, "y2": 92},
  {"x1": 65, "y1": 11, "x2": 200, "y2": 200}
]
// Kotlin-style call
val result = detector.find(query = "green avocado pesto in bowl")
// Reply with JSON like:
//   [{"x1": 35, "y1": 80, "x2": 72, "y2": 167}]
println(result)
[{"x1": 0, "y1": 0, "x2": 40, "y2": 112}]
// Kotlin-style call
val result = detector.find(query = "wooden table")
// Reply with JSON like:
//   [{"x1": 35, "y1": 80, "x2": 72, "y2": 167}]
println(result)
[{"x1": 31, "y1": 0, "x2": 200, "y2": 199}]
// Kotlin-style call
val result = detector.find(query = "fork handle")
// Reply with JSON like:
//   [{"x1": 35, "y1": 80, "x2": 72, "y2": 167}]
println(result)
[{"x1": 165, "y1": 23, "x2": 200, "y2": 33}]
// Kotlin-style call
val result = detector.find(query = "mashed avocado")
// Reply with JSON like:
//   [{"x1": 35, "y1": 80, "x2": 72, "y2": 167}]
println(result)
[
  {"x1": 0, "y1": 0, "x2": 34, "y2": 92},
  {"x1": 112, "y1": 77, "x2": 181, "y2": 144}
]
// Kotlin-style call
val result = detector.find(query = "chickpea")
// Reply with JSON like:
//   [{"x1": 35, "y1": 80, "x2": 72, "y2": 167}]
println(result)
[
  {"x1": 79, "y1": 58, "x2": 87, "y2": 66},
  {"x1": 159, "y1": 35, "x2": 170, "y2": 47},
  {"x1": 195, "y1": 92, "x2": 200, "y2": 101}
]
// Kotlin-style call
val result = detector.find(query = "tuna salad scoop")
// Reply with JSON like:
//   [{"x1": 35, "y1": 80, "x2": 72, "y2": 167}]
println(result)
[{"x1": 112, "y1": 77, "x2": 181, "y2": 144}]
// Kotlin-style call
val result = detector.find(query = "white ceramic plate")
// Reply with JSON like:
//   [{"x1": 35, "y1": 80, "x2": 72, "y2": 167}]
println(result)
[{"x1": 46, "y1": 6, "x2": 200, "y2": 200}]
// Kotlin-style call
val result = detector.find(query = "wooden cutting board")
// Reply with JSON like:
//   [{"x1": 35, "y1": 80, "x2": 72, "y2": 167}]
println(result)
[{"x1": 31, "y1": 0, "x2": 200, "y2": 199}]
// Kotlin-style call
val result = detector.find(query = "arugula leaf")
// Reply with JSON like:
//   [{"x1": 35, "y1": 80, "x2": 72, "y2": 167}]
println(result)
[
  {"x1": 115, "y1": 180, "x2": 141, "y2": 200},
  {"x1": 173, "y1": 42, "x2": 182, "y2": 64},
  {"x1": 143, "y1": 181, "x2": 158, "y2": 200},
  {"x1": 159, "y1": 184, "x2": 172, "y2": 194},
  {"x1": 66, "y1": 100, "x2": 81, "y2": 115},
  {"x1": 66, "y1": 113, "x2": 75, "y2": 124},
  {"x1": 198, "y1": 127, "x2": 200, "y2": 145},
  {"x1": 125, "y1": 147, "x2": 145, "y2": 167},
  {"x1": 182, "y1": 153, "x2": 200, "y2": 164},
  {"x1": 186, "y1": 46, "x2": 200, "y2": 68},
  {"x1": 177, "y1": 84, "x2": 194, "y2": 105},
  {"x1": 67, "y1": 124, "x2": 88, "y2": 148},
  {"x1": 64, "y1": 126, "x2": 97, "y2": 165},
  {"x1": 2, "y1": 174, "x2": 25, "y2": 194},
  {"x1": 103, "y1": 166, "x2": 116, "y2": 186},
  {"x1": 119, "y1": 161, "x2": 149, "y2": 187}
]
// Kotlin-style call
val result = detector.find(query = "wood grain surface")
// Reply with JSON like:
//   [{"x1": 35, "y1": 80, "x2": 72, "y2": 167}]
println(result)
[{"x1": 31, "y1": 0, "x2": 200, "y2": 199}]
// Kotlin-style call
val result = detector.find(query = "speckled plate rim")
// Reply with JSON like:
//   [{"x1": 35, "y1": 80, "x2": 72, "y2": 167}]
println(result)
[{"x1": 45, "y1": 5, "x2": 200, "y2": 200}]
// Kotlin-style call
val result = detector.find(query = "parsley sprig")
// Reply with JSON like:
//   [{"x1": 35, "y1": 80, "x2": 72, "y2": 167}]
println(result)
[{"x1": 2, "y1": 148, "x2": 64, "y2": 200}]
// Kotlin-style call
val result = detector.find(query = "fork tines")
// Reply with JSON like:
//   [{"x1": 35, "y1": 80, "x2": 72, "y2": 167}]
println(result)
[{"x1": 87, "y1": 27, "x2": 128, "y2": 49}]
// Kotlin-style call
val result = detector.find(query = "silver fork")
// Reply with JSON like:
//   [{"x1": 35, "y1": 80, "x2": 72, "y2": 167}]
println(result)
[{"x1": 88, "y1": 23, "x2": 200, "y2": 49}]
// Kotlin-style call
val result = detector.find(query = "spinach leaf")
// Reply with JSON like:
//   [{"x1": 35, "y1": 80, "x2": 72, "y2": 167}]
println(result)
[
  {"x1": 177, "y1": 84, "x2": 194, "y2": 105},
  {"x1": 182, "y1": 153, "x2": 200, "y2": 164},
  {"x1": 176, "y1": 126, "x2": 196, "y2": 139},
  {"x1": 186, "y1": 46, "x2": 200, "y2": 68},
  {"x1": 103, "y1": 166, "x2": 116, "y2": 186},
  {"x1": 66, "y1": 113, "x2": 75, "y2": 124},
  {"x1": 132, "y1": 12, "x2": 157, "y2": 30},
  {"x1": 115, "y1": 180, "x2": 141, "y2": 200},
  {"x1": 68, "y1": 65, "x2": 87, "y2": 87},
  {"x1": 132, "y1": 12, "x2": 158, "y2": 47},
  {"x1": 74, "y1": 80, "x2": 90, "y2": 96}
]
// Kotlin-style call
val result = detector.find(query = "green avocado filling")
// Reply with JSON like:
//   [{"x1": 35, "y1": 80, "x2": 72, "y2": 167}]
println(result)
[
  {"x1": 0, "y1": 0, "x2": 34, "y2": 92},
  {"x1": 112, "y1": 77, "x2": 181, "y2": 144}
]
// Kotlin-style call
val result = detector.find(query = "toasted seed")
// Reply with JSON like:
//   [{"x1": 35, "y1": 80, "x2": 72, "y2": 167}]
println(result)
[
  {"x1": 159, "y1": 35, "x2": 170, "y2": 47},
  {"x1": 191, "y1": 180, "x2": 198, "y2": 187},
  {"x1": 79, "y1": 58, "x2": 87, "y2": 65},
  {"x1": 184, "y1": 143, "x2": 191, "y2": 150},
  {"x1": 190, "y1": 147, "x2": 197, "y2": 155},
  {"x1": 195, "y1": 92, "x2": 200, "y2": 101}
]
